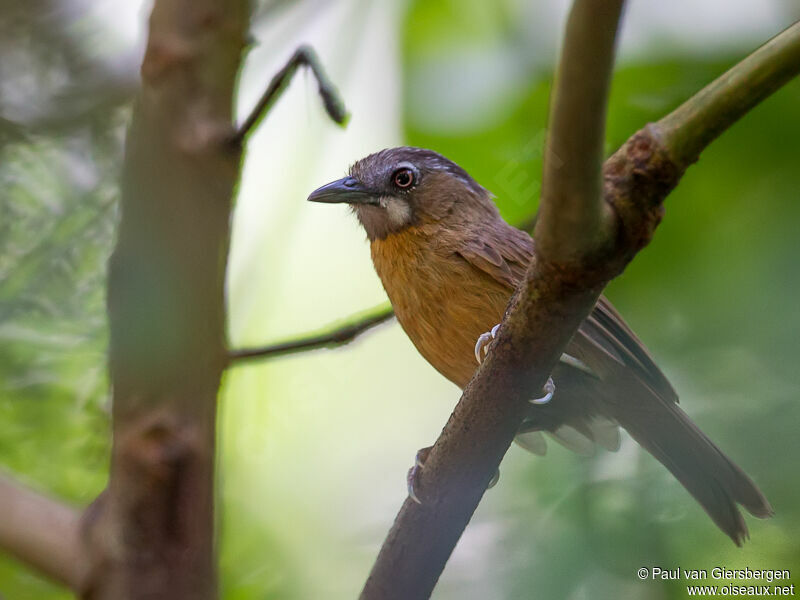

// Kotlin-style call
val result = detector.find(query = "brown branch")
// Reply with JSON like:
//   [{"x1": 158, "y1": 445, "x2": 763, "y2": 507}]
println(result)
[
  {"x1": 360, "y1": 6, "x2": 800, "y2": 600},
  {"x1": 87, "y1": 0, "x2": 249, "y2": 598},
  {"x1": 0, "y1": 474, "x2": 85, "y2": 591},
  {"x1": 231, "y1": 44, "x2": 348, "y2": 146},
  {"x1": 228, "y1": 304, "x2": 393, "y2": 363},
  {"x1": 361, "y1": 0, "x2": 625, "y2": 595},
  {"x1": 3, "y1": 33, "x2": 351, "y2": 599}
]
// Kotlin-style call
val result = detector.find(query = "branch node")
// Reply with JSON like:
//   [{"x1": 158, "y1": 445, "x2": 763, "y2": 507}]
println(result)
[
  {"x1": 231, "y1": 44, "x2": 349, "y2": 147},
  {"x1": 603, "y1": 124, "x2": 683, "y2": 257},
  {"x1": 117, "y1": 412, "x2": 198, "y2": 488}
]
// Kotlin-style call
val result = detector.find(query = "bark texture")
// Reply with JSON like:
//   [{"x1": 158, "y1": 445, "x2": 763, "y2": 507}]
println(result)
[{"x1": 84, "y1": 1, "x2": 248, "y2": 598}]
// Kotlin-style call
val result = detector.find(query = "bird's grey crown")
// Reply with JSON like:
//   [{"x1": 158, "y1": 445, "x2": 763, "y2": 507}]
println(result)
[{"x1": 349, "y1": 146, "x2": 487, "y2": 197}]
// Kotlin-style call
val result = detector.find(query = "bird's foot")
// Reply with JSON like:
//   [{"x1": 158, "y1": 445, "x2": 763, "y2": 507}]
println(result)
[
  {"x1": 487, "y1": 468, "x2": 500, "y2": 489},
  {"x1": 407, "y1": 446, "x2": 500, "y2": 504},
  {"x1": 474, "y1": 323, "x2": 501, "y2": 364},
  {"x1": 474, "y1": 324, "x2": 555, "y2": 405},
  {"x1": 530, "y1": 377, "x2": 555, "y2": 405},
  {"x1": 407, "y1": 446, "x2": 431, "y2": 504}
]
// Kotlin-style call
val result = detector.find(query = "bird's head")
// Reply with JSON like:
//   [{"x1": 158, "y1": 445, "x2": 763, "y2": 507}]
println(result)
[{"x1": 307, "y1": 147, "x2": 497, "y2": 240}]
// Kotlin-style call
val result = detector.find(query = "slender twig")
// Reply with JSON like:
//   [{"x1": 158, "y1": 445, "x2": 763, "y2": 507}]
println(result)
[
  {"x1": 227, "y1": 212, "x2": 547, "y2": 364},
  {"x1": 534, "y1": 0, "x2": 624, "y2": 261},
  {"x1": 361, "y1": 8, "x2": 800, "y2": 600},
  {"x1": 231, "y1": 44, "x2": 348, "y2": 146},
  {"x1": 658, "y1": 20, "x2": 800, "y2": 167},
  {"x1": 228, "y1": 304, "x2": 394, "y2": 363},
  {"x1": 0, "y1": 474, "x2": 85, "y2": 590}
]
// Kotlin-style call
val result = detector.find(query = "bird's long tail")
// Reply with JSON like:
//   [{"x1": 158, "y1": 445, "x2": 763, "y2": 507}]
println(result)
[{"x1": 614, "y1": 400, "x2": 773, "y2": 545}]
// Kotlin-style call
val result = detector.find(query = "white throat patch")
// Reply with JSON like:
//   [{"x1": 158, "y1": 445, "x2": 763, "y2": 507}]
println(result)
[{"x1": 380, "y1": 196, "x2": 412, "y2": 228}]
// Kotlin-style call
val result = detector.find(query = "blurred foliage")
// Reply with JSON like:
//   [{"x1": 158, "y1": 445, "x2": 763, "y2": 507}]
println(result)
[
  {"x1": 0, "y1": 3, "x2": 128, "y2": 598},
  {"x1": 0, "y1": 1, "x2": 798, "y2": 599}
]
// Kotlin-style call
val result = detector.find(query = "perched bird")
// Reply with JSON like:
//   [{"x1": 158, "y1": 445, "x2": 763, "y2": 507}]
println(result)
[{"x1": 307, "y1": 146, "x2": 772, "y2": 545}]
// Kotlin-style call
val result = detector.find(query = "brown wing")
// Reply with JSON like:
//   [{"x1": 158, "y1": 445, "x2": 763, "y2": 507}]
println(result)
[
  {"x1": 454, "y1": 219, "x2": 676, "y2": 404},
  {"x1": 454, "y1": 221, "x2": 533, "y2": 288},
  {"x1": 454, "y1": 219, "x2": 772, "y2": 543},
  {"x1": 580, "y1": 296, "x2": 677, "y2": 403}
]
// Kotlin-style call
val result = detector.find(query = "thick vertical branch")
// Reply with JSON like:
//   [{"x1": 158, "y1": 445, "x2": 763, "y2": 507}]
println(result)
[{"x1": 85, "y1": 1, "x2": 248, "y2": 598}]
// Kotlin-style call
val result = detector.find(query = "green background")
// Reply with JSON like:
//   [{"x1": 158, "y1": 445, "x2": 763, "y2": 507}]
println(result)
[{"x1": 0, "y1": 1, "x2": 797, "y2": 598}]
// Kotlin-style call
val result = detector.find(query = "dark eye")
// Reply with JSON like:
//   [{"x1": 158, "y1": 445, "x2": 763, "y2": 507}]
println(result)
[{"x1": 392, "y1": 168, "x2": 415, "y2": 189}]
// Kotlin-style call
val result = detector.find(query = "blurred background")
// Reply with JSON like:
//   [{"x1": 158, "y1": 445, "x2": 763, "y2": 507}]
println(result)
[{"x1": 1, "y1": 0, "x2": 799, "y2": 598}]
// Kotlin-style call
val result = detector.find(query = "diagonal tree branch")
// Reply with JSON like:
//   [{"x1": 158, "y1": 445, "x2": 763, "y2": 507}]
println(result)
[
  {"x1": 361, "y1": 1, "x2": 625, "y2": 597},
  {"x1": 0, "y1": 474, "x2": 86, "y2": 591},
  {"x1": 360, "y1": 9, "x2": 800, "y2": 600},
  {"x1": 230, "y1": 44, "x2": 348, "y2": 146},
  {"x1": 227, "y1": 304, "x2": 393, "y2": 363}
]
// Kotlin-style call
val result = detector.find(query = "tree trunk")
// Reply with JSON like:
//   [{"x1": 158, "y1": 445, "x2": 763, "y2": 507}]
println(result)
[{"x1": 83, "y1": 1, "x2": 248, "y2": 598}]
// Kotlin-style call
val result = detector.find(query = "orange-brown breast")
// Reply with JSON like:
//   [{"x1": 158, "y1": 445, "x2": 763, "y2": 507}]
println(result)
[{"x1": 370, "y1": 226, "x2": 512, "y2": 388}]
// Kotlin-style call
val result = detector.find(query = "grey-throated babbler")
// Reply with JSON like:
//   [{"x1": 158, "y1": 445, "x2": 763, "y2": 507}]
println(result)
[{"x1": 307, "y1": 146, "x2": 772, "y2": 545}]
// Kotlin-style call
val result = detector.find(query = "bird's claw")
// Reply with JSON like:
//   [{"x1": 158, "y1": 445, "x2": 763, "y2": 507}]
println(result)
[
  {"x1": 530, "y1": 376, "x2": 555, "y2": 405},
  {"x1": 474, "y1": 324, "x2": 555, "y2": 404},
  {"x1": 408, "y1": 445, "x2": 500, "y2": 504},
  {"x1": 407, "y1": 447, "x2": 432, "y2": 504},
  {"x1": 474, "y1": 323, "x2": 501, "y2": 364}
]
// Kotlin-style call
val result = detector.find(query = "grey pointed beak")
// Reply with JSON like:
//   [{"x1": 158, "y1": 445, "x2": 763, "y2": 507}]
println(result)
[{"x1": 307, "y1": 176, "x2": 378, "y2": 205}]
